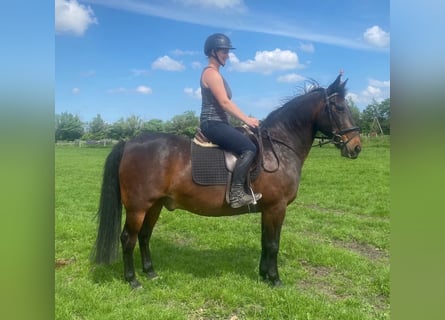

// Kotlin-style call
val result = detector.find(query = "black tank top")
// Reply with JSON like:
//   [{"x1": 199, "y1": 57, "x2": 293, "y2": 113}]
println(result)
[{"x1": 200, "y1": 67, "x2": 232, "y2": 124}]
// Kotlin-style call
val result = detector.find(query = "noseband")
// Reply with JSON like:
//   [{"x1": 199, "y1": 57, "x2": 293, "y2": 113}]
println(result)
[{"x1": 314, "y1": 91, "x2": 360, "y2": 148}]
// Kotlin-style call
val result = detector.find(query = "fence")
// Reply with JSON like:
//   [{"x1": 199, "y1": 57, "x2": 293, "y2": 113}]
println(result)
[{"x1": 55, "y1": 139, "x2": 119, "y2": 147}]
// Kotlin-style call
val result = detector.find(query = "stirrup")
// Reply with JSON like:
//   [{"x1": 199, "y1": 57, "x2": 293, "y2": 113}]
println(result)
[
  {"x1": 247, "y1": 186, "x2": 262, "y2": 205},
  {"x1": 229, "y1": 189, "x2": 262, "y2": 208}
]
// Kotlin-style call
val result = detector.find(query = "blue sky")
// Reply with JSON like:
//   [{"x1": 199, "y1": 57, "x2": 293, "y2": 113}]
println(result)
[{"x1": 55, "y1": 0, "x2": 390, "y2": 124}]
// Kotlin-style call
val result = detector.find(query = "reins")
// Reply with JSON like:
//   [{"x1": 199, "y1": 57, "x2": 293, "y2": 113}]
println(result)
[
  {"x1": 263, "y1": 129, "x2": 299, "y2": 155},
  {"x1": 259, "y1": 128, "x2": 296, "y2": 172}
]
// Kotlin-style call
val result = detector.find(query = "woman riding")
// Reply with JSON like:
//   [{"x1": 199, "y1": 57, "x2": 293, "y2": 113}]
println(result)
[{"x1": 199, "y1": 33, "x2": 262, "y2": 208}]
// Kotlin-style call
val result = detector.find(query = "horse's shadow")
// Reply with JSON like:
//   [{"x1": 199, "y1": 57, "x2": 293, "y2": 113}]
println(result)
[{"x1": 91, "y1": 238, "x2": 260, "y2": 285}]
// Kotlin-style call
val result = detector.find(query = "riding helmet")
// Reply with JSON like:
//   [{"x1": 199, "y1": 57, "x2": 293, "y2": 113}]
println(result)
[{"x1": 204, "y1": 33, "x2": 235, "y2": 56}]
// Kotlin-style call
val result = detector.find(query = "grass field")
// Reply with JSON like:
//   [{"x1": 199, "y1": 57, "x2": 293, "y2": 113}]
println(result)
[{"x1": 55, "y1": 136, "x2": 390, "y2": 320}]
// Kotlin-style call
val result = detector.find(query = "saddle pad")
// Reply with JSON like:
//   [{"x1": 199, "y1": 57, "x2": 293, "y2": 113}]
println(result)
[{"x1": 191, "y1": 142, "x2": 229, "y2": 185}]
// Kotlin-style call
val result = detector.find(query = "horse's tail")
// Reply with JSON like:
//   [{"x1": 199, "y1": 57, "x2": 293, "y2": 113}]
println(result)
[{"x1": 91, "y1": 140, "x2": 126, "y2": 265}]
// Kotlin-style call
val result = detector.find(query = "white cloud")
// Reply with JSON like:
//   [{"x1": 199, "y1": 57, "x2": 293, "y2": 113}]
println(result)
[
  {"x1": 369, "y1": 79, "x2": 390, "y2": 88},
  {"x1": 135, "y1": 85, "x2": 153, "y2": 94},
  {"x1": 108, "y1": 86, "x2": 153, "y2": 94},
  {"x1": 299, "y1": 42, "x2": 315, "y2": 53},
  {"x1": 184, "y1": 87, "x2": 201, "y2": 99},
  {"x1": 108, "y1": 87, "x2": 128, "y2": 94},
  {"x1": 71, "y1": 87, "x2": 80, "y2": 94},
  {"x1": 347, "y1": 78, "x2": 390, "y2": 107},
  {"x1": 177, "y1": 0, "x2": 246, "y2": 10},
  {"x1": 346, "y1": 92, "x2": 359, "y2": 103},
  {"x1": 363, "y1": 25, "x2": 390, "y2": 48},
  {"x1": 79, "y1": 1, "x2": 386, "y2": 51},
  {"x1": 152, "y1": 55, "x2": 185, "y2": 71},
  {"x1": 81, "y1": 69, "x2": 96, "y2": 77},
  {"x1": 364, "y1": 79, "x2": 390, "y2": 99},
  {"x1": 55, "y1": 0, "x2": 98, "y2": 36},
  {"x1": 191, "y1": 61, "x2": 202, "y2": 69},
  {"x1": 172, "y1": 49, "x2": 199, "y2": 56},
  {"x1": 363, "y1": 85, "x2": 381, "y2": 97},
  {"x1": 131, "y1": 69, "x2": 150, "y2": 77},
  {"x1": 229, "y1": 49, "x2": 301, "y2": 74},
  {"x1": 277, "y1": 73, "x2": 306, "y2": 83}
]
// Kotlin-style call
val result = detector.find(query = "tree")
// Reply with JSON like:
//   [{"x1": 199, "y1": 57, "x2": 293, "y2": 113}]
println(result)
[
  {"x1": 84, "y1": 114, "x2": 108, "y2": 140},
  {"x1": 54, "y1": 97, "x2": 391, "y2": 141},
  {"x1": 107, "y1": 119, "x2": 126, "y2": 140},
  {"x1": 55, "y1": 112, "x2": 84, "y2": 141},
  {"x1": 164, "y1": 110, "x2": 199, "y2": 138},
  {"x1": 142, "y1": 119, "x2": 165, "y2": 133},
  {"x1": 107, "y1": 115, "x2": 144, "y2": 140},
  {"x1": 376, "y1": 98, "x2": 390, "y2": 134},
  {"x1": 361, "y1": 98, "x2": 390, "y2": 135},
  {"x1": 347, "y1": 97, "x2": 361, "y2": 127},
  {"x1": 125, "y1": 115, "x2": 145, "y2": 138}
]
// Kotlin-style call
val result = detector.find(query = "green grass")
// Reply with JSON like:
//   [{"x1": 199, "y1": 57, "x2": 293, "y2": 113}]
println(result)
[{"x1": 55, "y1": 137, "x2": 389, "y2": 319}]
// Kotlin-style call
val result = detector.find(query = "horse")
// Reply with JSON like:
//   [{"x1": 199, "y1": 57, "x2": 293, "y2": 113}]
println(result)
[{"x1": 92, "y1": 75, "x2": 362, "y2": 289}]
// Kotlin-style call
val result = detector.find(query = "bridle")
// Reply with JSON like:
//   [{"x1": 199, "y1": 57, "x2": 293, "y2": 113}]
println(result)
[
  {"x1": 257, "y1": 89, "x2": 361, "y2": 171},
  {"x1": 313, "y1": 91, "x2": 360, "y2": 148}
]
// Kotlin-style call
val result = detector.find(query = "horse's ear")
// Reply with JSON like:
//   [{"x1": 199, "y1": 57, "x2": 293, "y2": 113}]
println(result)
[
  {"x1": 334, "y1": 74, "x2": 342, "y2": 86},
  {"x1": 341, "y1": 78, "x2": 349, "y2": 88},
  {"x1": 327, "y1": 74, "x2": 342, "y2": 94}
]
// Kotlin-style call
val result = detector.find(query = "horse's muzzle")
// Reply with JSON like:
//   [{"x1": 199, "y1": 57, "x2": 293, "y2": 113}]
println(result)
[
  {"x1": 338, "y1": 133, "x2": 362, "y2": 159},
  {"x1": 342, "y1": 142, "x2": 361, "y2": 159}
]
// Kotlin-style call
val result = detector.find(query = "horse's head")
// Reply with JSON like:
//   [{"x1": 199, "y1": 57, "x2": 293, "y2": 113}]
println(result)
[{"x1": 317, "y1": 75, "x2": 362, "y2": 159}]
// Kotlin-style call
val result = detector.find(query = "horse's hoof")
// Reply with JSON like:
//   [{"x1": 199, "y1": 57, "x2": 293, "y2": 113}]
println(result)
[
  {"x1": 129, "y1": 279, "x2": 143, "y2": 290},
  {"x1": 272, "y1": 279, "x2": 283, "y2": 287},
  {"x1": 146, "y1": 271, "x2": 159, "y2": 280},
  {"x1": 260, "y1": 275, "x2": 283, "y2": 287}
]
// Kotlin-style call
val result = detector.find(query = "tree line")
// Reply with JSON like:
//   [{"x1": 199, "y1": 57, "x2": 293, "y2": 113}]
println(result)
[{"x1": 55, "y1": 98, "x2": 389, "y2": 141}]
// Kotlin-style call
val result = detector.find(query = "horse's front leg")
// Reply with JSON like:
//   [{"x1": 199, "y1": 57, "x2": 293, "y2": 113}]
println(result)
[{"x1": 259, "y1": 206, "x2": 285, "y2": 286}]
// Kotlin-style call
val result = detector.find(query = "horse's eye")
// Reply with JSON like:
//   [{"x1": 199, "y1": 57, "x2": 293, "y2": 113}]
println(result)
[{"x1": 334, "y1": 103, "x2": 345, "y2": 112}]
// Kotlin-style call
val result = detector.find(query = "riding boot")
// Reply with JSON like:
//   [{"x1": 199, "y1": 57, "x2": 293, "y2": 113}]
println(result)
[{"x1": 229, "y1": 150, "x2": 262, "y2": 208}]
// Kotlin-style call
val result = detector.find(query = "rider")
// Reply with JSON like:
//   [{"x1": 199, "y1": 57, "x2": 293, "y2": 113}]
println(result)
[{"x1": 199, "y1": 33, "x2": 262, "y2": 208}]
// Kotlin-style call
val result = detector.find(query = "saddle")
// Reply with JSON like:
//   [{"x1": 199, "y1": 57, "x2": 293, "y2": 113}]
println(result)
[
  {"x1": 193, "y1": 128, "x2": 238, "y2": 172},
  {"x1": 191, "y1": 127, "x2": 262, "y2": 202}
]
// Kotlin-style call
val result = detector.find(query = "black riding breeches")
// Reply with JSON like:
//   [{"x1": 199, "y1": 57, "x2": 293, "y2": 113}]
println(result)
[{"x1": 200, "y1": 120, "x2": 257, "y2": 156}]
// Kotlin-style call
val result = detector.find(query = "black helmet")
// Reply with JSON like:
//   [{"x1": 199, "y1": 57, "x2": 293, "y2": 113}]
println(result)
[{"x1": 204, "y1": 33, "x2": 235, "y2": 56}]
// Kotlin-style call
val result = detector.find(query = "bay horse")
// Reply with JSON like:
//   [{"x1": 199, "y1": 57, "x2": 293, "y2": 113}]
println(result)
[{"x1": 92, "y1": 75, "x2": 361, "y2": 289}]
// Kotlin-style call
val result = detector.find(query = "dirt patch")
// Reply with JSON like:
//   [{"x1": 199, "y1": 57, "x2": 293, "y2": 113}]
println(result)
[
  {"x1": 301, "y1": 204, "x2": 346, "y2": 215},
  {"x1": 334, "y1": 240, "x2": 389, "y2": 262},
  {"x1": 55, "y1": 257, "x2": 76, "y2": 269},
  {"x1": 298, "y1": 259, "x2": 389, "y2": 315},
  {"x1": 298, "y1": 261, "x2": 342, "y2": 300}
]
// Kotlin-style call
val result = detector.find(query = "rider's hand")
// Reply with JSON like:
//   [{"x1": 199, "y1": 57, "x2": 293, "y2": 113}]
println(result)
[{"x1": 245, "y1": 117, "x2": 260, "y2": 128}]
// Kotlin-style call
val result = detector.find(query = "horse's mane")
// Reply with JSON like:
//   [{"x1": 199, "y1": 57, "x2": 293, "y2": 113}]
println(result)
[
  {"x1": 262, "y1": 80, "x2": 324, "y2": 128},
  {"x1": 262, "y1": 77, "x2": 347, "y2": 130}
]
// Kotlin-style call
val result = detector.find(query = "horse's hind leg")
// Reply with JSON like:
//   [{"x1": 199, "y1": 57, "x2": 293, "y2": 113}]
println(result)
[
  {"x1": 121, "y1": 210, "x2": 146, "y2": 289},
  {"x1": 138, "y1": 201, "x2": 162, "y2": 280}
]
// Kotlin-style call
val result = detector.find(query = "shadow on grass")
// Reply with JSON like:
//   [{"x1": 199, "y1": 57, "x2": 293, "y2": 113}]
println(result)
[
  {"x1": 90, "y1": 261, "x2": 123, "y2": 285},
  {"x1": 90, "y1": 238, "x2": 261, "y2": 285}
]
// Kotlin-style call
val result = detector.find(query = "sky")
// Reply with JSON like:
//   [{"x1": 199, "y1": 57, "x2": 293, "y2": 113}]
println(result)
[{"x1": 55, "y1": 0, "x2": 390, "y2": 124}]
